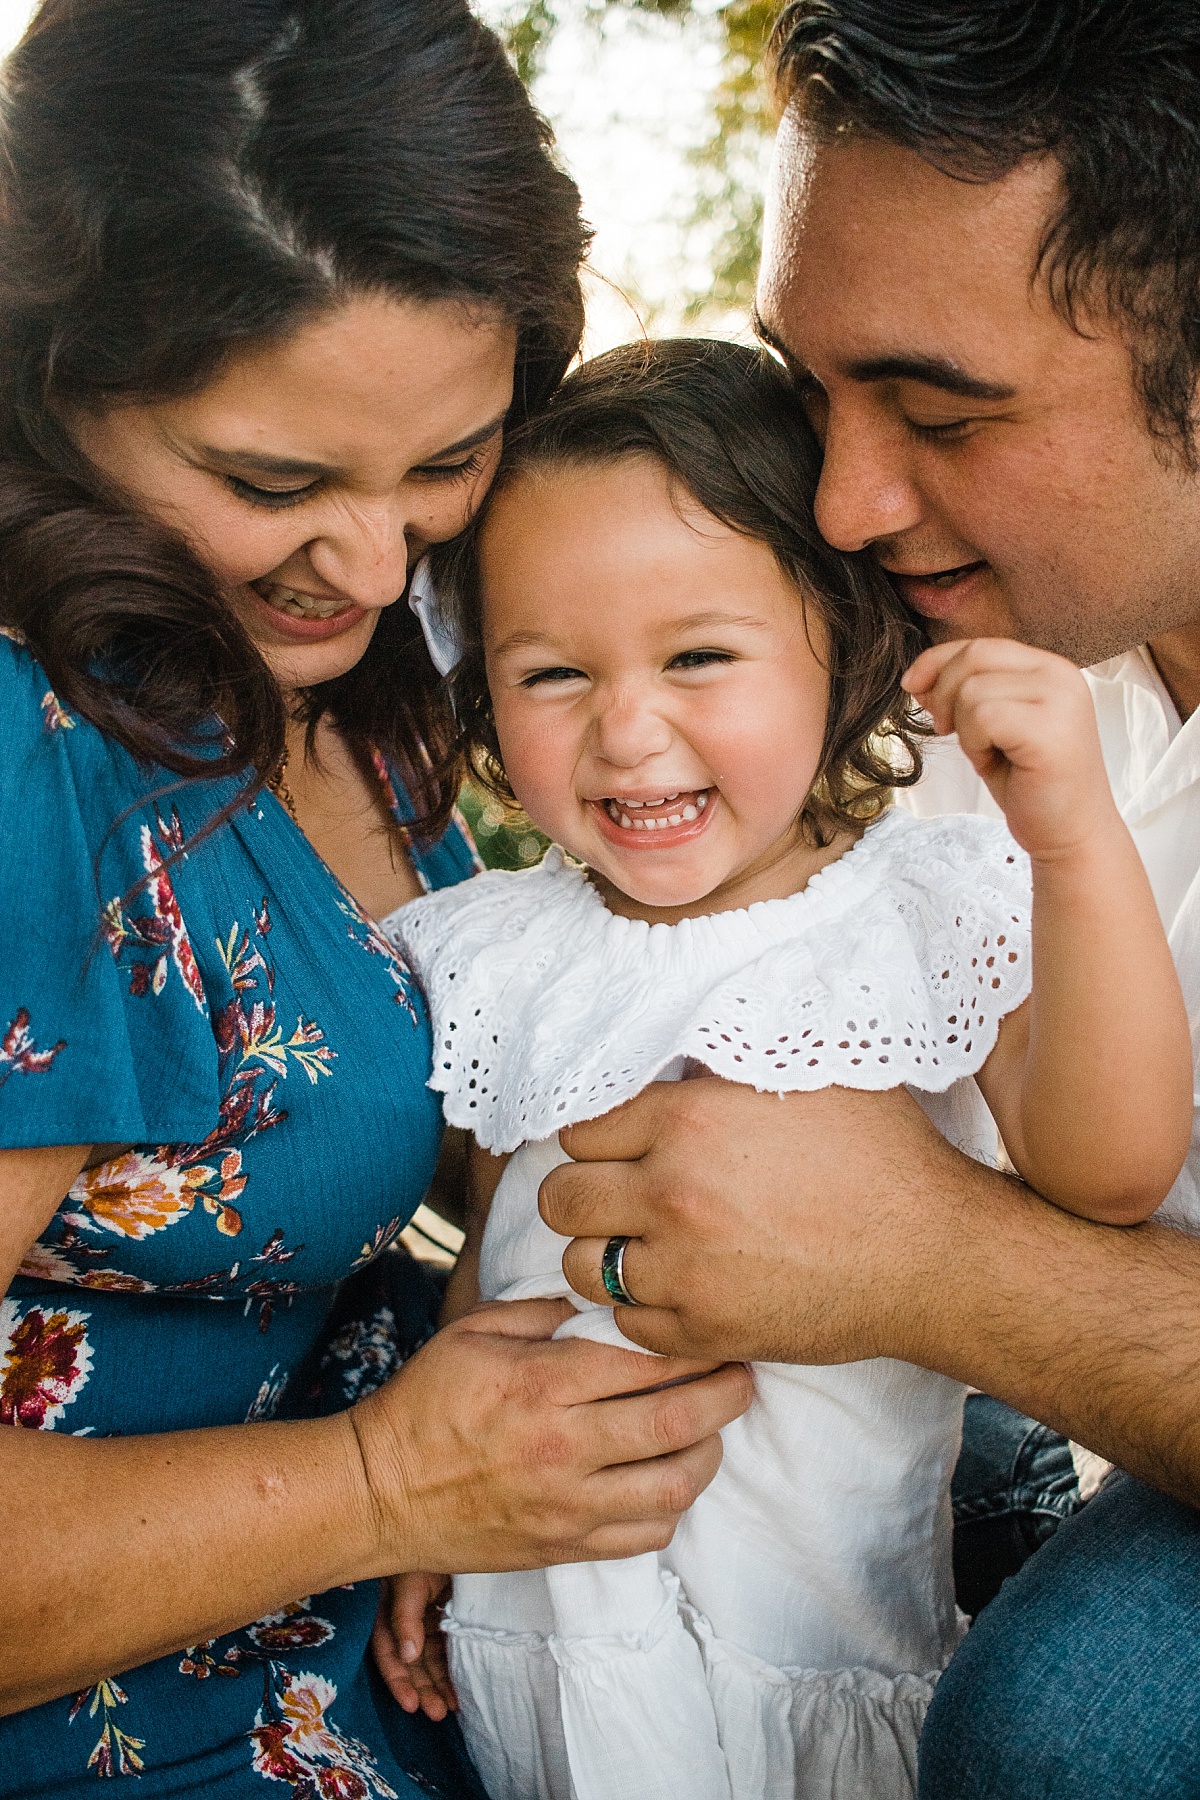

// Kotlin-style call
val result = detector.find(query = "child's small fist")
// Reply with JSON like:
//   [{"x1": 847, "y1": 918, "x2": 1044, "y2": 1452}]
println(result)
[
  {"x1": 372, "y1": 1571, "x2": 458, "y2": 1722},
  {"x1": 903, "y1": 637, "x2": 1117, "y2": 861}
]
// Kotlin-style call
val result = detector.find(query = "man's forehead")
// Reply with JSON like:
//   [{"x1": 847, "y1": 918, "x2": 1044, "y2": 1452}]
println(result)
[{"x1": 757, "y1": 120, "x2": 1064, "y2": 368}]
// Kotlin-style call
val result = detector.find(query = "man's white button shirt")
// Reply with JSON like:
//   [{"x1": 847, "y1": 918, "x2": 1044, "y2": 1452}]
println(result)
[{"x1": 902, "y1": 646, "x2": 1200, "y2": 1228}]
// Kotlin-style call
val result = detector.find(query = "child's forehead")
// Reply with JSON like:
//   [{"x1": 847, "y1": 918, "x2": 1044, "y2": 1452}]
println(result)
[{"x1": 478, "y1": 453, "x2": 744, "y2": 568}]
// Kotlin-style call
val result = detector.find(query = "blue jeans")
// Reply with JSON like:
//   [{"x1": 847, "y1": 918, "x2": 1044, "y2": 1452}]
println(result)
[{"x1": 923, "y1": 1397, "x2": 1200, "y2": 1797}]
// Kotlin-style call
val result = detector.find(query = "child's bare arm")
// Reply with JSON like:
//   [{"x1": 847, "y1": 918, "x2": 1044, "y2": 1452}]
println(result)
[
  {"x1": 439, "y1": 1142, "x2": 509, "y2": 1324},
  {"x1": 905, "y1": 639, "x2": 1192, "y2": 1223}
]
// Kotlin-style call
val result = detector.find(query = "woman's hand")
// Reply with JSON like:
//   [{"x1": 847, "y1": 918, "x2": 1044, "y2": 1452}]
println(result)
[
  {"x1": 352, "y1": 1296, "x2": 752, "y2": 1576},
  {"x1": 372, "y1": 1572, "x2": 457, "y2": 1720}
]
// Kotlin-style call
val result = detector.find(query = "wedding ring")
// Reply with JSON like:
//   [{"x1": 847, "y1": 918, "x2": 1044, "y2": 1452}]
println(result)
[{"x1": 601, "y1": 1235, "x2": 641, "y2": 1307}]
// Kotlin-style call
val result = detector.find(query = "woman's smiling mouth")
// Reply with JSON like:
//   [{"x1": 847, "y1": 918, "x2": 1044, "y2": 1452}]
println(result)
[{"x1": 248, "y1": 578, "x2": 367, "y2": 642}]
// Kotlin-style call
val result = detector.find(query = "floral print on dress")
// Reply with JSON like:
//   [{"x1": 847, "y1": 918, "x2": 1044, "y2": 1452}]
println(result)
[
  {"x1": 102, "y1": 805, "x2": 207, "y2": 1011},
  {"x1": 251, "y1": 1668, "x2": 398, "y2": 1799},
  {"x1": 25, "y1": 900, "x2": 332, "y2": 1317},
  {"x1": 0, "y1": 1298, "x2": 93, "y2": 1427},
  {"x1": 40, "y1": 689, "x2": 75, "y2": 732},
  {"x1": 0, "y1": 1008, "x2": 66, "y2": 1087},
  {"x1": 69, "y1": 1679, "x2": 146, "y2": 1778}
]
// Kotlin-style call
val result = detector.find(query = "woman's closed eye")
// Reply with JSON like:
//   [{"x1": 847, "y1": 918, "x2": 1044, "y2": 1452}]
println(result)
[
  {"x1": 411, "y1": 446, "x2": 495, "y2": 485},
  {"x1": 224, "y1": 474, "x2": 322, "y2": 510}
]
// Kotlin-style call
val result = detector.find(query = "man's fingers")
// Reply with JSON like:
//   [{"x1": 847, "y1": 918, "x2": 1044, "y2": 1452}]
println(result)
[
  {"x1": 539, "y1": 1153, "x2": 650, "y2": 1243},
  {"x1": 561, "y1": 1226, "x2": 670, "y2": 1310},
  {"x1": 557, "y1": 1082, "x2": 677, "y2": 1164}
]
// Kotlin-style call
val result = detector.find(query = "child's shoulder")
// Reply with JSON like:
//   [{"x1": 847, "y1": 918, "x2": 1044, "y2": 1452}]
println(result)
[
  {"x1": 385, "y1": 845, "x2": 597, "y2": 973},
  {"x1": 856, "y1": 806, "x2": 1028, "y2": 900}
]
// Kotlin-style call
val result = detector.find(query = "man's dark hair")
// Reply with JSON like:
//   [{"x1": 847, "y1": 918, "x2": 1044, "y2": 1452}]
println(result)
[
  {"x1": 434, "y1": 338, "x2": 928, "y2": 847},
  {"x1": 769, "y1": 0, "x2": 1200, "y2": 461}
]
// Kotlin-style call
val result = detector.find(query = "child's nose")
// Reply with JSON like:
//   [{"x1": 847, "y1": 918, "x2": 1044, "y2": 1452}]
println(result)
[{"x1": 592, "y1": 690, "x2": 673, "y2": 768}]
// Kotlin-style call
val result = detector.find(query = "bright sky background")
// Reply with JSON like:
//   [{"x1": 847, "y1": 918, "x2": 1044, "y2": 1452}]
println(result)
[{"x1": 0, "y1": 0, "x2": 757, "y2": 352}]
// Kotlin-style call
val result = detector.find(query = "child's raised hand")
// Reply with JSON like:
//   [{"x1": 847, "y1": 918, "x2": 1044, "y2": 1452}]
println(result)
[
  {"x1": 903, "y1": 638, "x2": 1120, "y2": 863},
  {"x1": 371, "y1": 1571, "x2": 458, "y2": 1721}
]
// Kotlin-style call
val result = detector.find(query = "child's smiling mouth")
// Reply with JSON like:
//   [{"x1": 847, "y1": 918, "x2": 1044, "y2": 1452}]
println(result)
[
  {"x1": 604, "y1": 789, "x2": 710, "y2": 829},
  {"x1": 589, "y1": 788, "x2": 715, "y2": 847}
]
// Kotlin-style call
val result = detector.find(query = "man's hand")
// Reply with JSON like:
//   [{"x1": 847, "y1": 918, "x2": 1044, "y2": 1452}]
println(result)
[{"x1": 541, "y1": 1076, "x2": 973, "y2": 1366}]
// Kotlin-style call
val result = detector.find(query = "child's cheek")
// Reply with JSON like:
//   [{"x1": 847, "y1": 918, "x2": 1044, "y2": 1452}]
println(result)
[{"x1": 493, "y1": 697, "x2": 574, "y2": 840}]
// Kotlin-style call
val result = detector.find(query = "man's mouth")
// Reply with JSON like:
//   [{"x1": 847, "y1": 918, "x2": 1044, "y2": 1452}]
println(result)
[
  {"x1": 602, "y1": 790, "x2": 711, "y2": 831},
  {"x1": 253, "y1": 579, "x2": 356, "y2": 622},
  {"x1": 886, "y1": 560, "x2": 988, "y2": 619}
]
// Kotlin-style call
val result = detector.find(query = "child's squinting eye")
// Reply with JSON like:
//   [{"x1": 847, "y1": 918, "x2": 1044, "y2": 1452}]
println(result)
[
  {"x1": 519, "y1": 665, "x2": 588, "y2": 687},
  {"x1": 668, "y1": 648, "x2": 737, "y2": 671}
]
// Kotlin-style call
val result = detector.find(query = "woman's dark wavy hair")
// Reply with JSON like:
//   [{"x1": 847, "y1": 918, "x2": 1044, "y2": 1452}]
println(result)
[
  {"x1": 0, "y1": 0, "x2": 589, "y2": 837},
  {"x1": 769, "y1": 0, "x2": 1200, "y2": 465},
  {"x1": 434, "y1": 338, "x2": 928, "y2": 847}
]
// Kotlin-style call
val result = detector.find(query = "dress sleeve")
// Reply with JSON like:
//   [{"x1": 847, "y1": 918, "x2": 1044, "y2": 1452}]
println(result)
[{"x1": 0, "y1": 636, "x2": 220, "y2": 1149}]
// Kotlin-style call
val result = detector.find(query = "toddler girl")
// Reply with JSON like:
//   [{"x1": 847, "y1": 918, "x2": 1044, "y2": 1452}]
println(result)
[{"x1": 380, "y1": 340, "x2": 1191, "y2": 1800}]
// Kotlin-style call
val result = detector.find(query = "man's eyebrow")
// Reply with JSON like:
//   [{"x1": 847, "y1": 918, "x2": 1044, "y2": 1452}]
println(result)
[
  {"x1": 750, "y1": 310, "x2": 1014, "y2": 402},
  {"x1": 842, "y1": 355, "x2": 1016, "y2": 400}
]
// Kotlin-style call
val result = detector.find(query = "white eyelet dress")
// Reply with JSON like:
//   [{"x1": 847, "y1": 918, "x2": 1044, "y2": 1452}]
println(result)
[{"x1": 387, "y1": 808, "x2": 1032, "y2": 1800}]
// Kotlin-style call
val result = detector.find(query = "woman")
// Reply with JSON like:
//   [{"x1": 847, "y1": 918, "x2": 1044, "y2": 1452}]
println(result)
[{"x1": 0, "y1": 2, "x2": 750, "y2": 1793}]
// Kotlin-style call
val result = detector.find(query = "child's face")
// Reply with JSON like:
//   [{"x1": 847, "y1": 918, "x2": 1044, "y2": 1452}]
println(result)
[{"x1": 480, "y1": 455, "x2": 836, "y2": 913}]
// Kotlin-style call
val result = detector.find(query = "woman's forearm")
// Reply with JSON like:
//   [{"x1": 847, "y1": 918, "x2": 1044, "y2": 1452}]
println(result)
[{"x1": 0, "y1": 1410, "x2": 380, "y2": 1715}]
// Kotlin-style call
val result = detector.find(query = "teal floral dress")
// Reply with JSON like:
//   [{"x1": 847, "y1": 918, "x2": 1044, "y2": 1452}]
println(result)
[{"x1": 0, "y1": 630, "x2": 490, "y2": 1800}]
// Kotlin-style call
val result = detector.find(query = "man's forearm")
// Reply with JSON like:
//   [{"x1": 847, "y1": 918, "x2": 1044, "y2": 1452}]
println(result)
[{"x1": 907, "y1": 1159, "x2": 1200, "y2": 1506}]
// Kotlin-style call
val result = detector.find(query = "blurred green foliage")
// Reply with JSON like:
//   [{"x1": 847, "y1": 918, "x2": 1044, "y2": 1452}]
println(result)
[
  {"x1": 459, "y1": 780, "x2": 551, "y2": 871},
  {"x1": 492, "y1": 0, "x2": 776, "y2": 320}
]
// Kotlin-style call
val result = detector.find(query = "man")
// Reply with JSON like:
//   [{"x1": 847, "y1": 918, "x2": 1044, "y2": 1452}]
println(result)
[{"x1": 540, "y1": 2, "x2": 1200, "y2": 1791}]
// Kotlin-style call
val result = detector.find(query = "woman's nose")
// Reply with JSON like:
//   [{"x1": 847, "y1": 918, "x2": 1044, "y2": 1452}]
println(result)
[
  {"x1": 813, "y1": 407, "x2": 925, "y2": 554},
  {"x1": 306, "y1": 497, "x2": 412, "y2": 610}
]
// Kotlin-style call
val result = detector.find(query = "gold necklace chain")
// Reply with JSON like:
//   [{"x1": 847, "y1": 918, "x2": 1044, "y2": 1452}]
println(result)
[{"x1": 268, "y1": 753, "x2": 299, "y2": 824}]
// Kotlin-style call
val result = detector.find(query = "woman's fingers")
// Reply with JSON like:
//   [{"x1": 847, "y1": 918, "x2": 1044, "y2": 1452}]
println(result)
[{"x1": 574, "y1": 1358, "x2": 752, "y2": 1470}]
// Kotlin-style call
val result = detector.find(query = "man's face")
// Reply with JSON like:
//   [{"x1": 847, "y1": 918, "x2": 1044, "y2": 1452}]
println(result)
[{"x1": 756, "y1": 118, "x2": 1200, "y2": 666}]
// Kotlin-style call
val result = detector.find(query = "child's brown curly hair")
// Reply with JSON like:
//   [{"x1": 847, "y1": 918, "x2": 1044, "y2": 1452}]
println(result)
[{"x1": 431, "y1": 337, "x2": 929, "y2": 846}]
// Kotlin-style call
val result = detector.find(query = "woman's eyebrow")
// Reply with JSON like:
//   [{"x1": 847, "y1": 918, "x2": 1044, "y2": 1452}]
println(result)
[
  {"x1": 192, "y1": 409, "x2": 509, "y2": 479},
  {"x1": 197, "y1": 446, "x2": 331, "y2": 478},
  {"x1": 420, "y1": 410, "x2": 509, "y2": 462}
]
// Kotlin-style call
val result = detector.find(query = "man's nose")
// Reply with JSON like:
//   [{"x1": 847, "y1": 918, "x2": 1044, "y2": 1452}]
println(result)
[
  {"x1": 306, "y1": 498, "x2": 412, "y2": 609},
  {"x1": 813, "y1": 408, "x2": 924, "y2": 554}
]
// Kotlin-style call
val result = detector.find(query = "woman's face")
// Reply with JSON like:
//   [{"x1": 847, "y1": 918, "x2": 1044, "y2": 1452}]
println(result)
[{"x1": 69, "y1": 292, "x2": 517, "y2": 691}]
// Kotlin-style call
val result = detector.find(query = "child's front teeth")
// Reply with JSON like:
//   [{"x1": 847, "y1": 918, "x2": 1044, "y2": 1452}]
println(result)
[{"x1": 607, "y1": 790, "x2": 709, "y2": 829}]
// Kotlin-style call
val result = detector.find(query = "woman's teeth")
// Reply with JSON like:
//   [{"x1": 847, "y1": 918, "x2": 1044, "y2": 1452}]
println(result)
[
  {"x1": 255, "y1": 581, "x2": 349, "y2": 621},
  {"x1": 604, "y1": 790, "x2": 710, "y2": 830}
]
